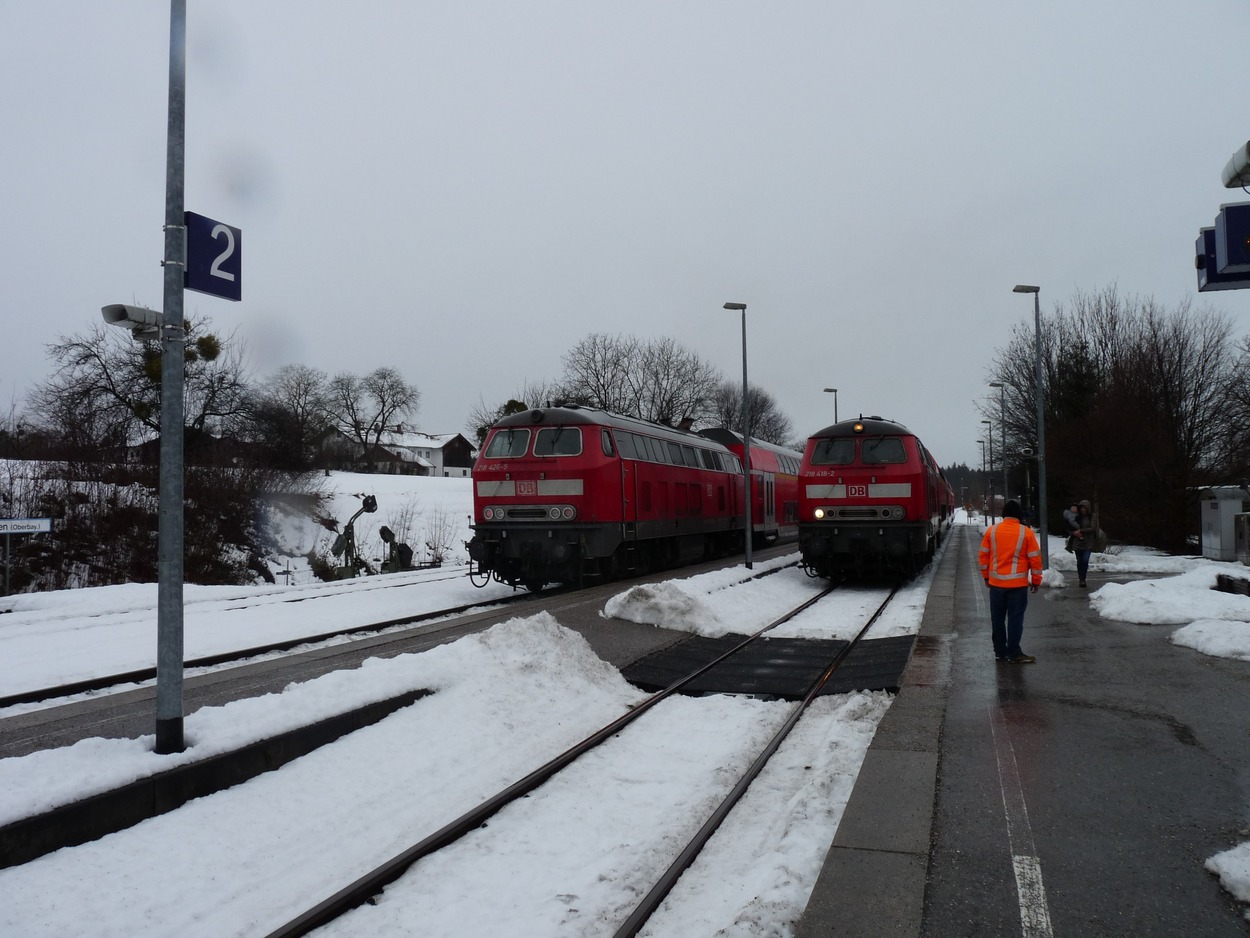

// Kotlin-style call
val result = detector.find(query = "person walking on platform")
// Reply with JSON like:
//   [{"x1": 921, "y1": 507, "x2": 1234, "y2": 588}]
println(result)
[
  {"x1": 979, "y1": 499, "x2": 1043, "y2": 663},
  {"x1": 1071, "y1": 499, "x2": 1098, "y2": 587}
]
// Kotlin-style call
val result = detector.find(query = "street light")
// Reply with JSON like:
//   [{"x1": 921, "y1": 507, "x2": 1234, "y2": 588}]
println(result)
[
  {"x1": 977, "y1": 439, "x2": 986, "y2": 517},
  {"x1": 981, "y1": 419, "x2": 994, "y2": 522},
  {"x1": 989, "y1": 381, "x2": 1008, "y2": 509},
  {"x1": 724, "y1": 302, "x2": 752, "y2": 569},
  {"x1": 822, "y1": 387, "x2": 839, "y2": 422},
  {"x1": 1013, "y1": 284, "x2": 1048, "y2": 569}
]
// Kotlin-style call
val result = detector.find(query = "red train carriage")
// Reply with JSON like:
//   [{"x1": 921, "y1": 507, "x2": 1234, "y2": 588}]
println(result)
[
  {"x1": 467, "y1": 406, "x2": 801, "y2": 591},
  {"x1": 797, "y1": 416, "x2": 954, "y2": 579},
  {"x1": 697, "y1": 428, "x2": 801, "y2": 544}
]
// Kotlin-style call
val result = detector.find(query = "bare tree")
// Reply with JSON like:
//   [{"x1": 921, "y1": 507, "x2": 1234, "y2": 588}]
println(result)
[
  {"x1": 465, "y1": 380, "x2": 561, "y2": 445},
  {"x1": 244, "y1": 364, "x2": 332, "y2": 470},
  {"x1": 559, "y1": 333, "x2": 640, "y2": 413},
  {"x1": 32, "y1": 316, "x2": 249, "y2": 459},
  {"x1": 706, "y1": 380, "x2": 794, "y2": 446},
  {"x1": 986, "y1": 286, "x2": 1242, "y2": 552},
  {"x1": 560, "y1": 333, "x2": 724, "y2": 425},
  {"x1": 325, "y1": 367, "x2": 421, "y2": 472}
]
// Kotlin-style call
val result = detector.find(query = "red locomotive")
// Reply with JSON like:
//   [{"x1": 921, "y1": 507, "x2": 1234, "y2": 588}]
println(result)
[
  {"x1": 798, "y1": 416, "x2": 955, "y2": 578},
  {"x1": 467, "y1": 406, "x2": 801, "y2": 591}
]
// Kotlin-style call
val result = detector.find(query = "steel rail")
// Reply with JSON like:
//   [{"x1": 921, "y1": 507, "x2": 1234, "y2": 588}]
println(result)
[
  {"x1": 0, "y1": 590, "x2": 537, "y2": 709},
  {"x1": 263, "y1": 582, "x2": 836, "y2": 938},
  {"x1": 612, "y1": 583, "x2": 901, "y2": 937}
]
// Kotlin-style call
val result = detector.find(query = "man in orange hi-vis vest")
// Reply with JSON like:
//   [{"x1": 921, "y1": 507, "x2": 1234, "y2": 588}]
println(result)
[{"x1": 978, "y1": 499, "x2": 1043, "y2": 663}]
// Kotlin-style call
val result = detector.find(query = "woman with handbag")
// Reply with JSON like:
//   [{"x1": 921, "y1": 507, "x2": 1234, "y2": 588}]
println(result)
[{"x1": 1072, "y1": 499, "x2": 1099, "y2": 587}]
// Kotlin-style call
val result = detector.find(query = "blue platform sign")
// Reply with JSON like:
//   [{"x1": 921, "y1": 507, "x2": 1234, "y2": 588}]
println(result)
[{"x1": 184, "y1": 211, "x2": 242, "y2": 302}]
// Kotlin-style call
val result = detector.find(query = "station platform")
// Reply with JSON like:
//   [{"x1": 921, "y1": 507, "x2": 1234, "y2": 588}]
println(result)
[{"x1": 797, "y1": 524, "x2": 1250, "y2": 937}]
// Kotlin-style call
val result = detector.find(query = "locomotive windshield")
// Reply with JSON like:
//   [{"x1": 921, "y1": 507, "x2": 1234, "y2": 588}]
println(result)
[
  {"x1": 811, "y1": 438, "x2": 855, "y2": 466},
  {"x1": 862, "y1": 437, "x2": 908, "y2": 464},
  {"x1": 533, "y1": 427, "x2": 583, "y2": 456},
  {"x1": 483, "y1": 428, "x2": 531, "y2": 458}
]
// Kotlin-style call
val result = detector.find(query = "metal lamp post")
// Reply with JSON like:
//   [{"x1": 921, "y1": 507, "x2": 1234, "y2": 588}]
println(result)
[
  {"x1": 724, "y1": 302, "x2": 751, "y2": 569},
  {"x1": 989, "y1": 381, "x2": 1008, "y2": 508},
  {"x1": 981, "y1": 419, "x2": 995, "y2": 522},
  {"x1": 1013, "y1": 284, "x2": 1048, "y2": 569},
  {"x1": 822, "y1": 387, "x2": 839, "y2": 422},
  {"x1": 977, "y1": 439, "x2": 986, "y2": 518}
]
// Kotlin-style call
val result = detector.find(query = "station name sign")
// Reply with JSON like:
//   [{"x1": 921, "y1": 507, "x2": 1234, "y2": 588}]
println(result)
[{"x1": 0, "y1": 518, "x2": 52, "y2": 534}]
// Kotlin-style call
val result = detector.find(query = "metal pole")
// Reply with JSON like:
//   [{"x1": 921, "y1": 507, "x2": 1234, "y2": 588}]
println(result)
[
  {"x1": 999, "y1": 384, "x2": 1008, "y2": 504},
  {"x1": 983, "y1": 420, "x2": 994, "y2": 523},
  {"x1": 740, "y1": 308, "x2": 752, "y2": 570},
  {"x1": 1033, "y1": 291, "x2": 1049, "y2": 568},
  {"x1": 156, "y1": 0, "x2": 187, "y2": 753}
]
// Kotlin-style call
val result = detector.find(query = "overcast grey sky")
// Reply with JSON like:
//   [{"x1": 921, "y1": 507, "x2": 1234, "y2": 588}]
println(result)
[{"x1": 4, "y1": 1, "x2": 1249, "y2": 468}]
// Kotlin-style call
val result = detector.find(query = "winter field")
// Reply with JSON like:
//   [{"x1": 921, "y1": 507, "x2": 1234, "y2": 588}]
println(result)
[{"x1": 1, "y1": 474, "x2": 1250, "y2": 933}]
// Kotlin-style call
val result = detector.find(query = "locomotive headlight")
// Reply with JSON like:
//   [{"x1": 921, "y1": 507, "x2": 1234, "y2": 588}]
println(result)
[
  {"x1": 548, "y1": 506, "x2": 562, "y2": 520},
  {"x1": 483, "y1": 507, "x2": 496, "y2": 521},
  {"x1": 814, "y1": 507, "x2": 827, "y2": 520},
  {"x1": 561, "y1": 506, "x2": 576, "y2": 520}
]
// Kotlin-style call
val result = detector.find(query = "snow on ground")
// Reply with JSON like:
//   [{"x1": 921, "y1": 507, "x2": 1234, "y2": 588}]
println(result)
[{"x1": 1, "y1": 504, "x2": 1250, "y2": 931}]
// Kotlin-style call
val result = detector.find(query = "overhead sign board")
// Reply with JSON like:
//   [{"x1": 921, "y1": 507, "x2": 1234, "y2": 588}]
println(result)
[
  {"x1": 0, "y1": 518, "x2": 51, "y2": 534},
  {"x1": 184, "y1": 210, "x2": 242, "y2": 301}
]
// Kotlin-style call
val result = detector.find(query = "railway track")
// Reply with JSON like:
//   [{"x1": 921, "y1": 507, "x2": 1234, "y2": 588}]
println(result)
[
  {"x1": 1, "y1": 544, "x2": 797, "y2": 712},
  {"x1": 263, "y1": 581, "x2": 900, "y2": 937},
  {"x1": 0, "y1": 586, "x2": 537, "y2": 710}
]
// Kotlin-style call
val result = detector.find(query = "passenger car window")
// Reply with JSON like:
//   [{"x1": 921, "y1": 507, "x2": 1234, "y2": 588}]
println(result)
[
  {"x1": 483, "y1": 428, "x2": 530, "y2": 458},
  {"x1": 862, "y1": 437, "x2": 907, "y2": 464},
  {"x1": 533, "y1": 427, "x2": 583, "y2": 456},
  {"x1": 810, "y1": 438, "x2": 855, "y2": 466}
]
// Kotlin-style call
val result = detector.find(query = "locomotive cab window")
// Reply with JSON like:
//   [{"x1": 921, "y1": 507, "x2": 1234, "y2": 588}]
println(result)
[
  {"x1": 862, "y1": 437, "x2": 907, "y2": 464},
  {"x1": 533, "y1": 427, "x2": 583, "y2": 457},
  {"x1": 601, "y1": 429, "x2": 615, "y2": 457},
  {"x1": 483, "y1": 428, "x2": 531, "y2": 458},
  {"x1": 811, "y1": 438, "x2": 854, "y2": 466}
]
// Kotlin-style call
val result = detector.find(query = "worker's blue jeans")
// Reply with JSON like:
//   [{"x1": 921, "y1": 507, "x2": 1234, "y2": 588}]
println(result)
[{"x1": 989, "y1": 585, "x2": 1029, "y2": 658}]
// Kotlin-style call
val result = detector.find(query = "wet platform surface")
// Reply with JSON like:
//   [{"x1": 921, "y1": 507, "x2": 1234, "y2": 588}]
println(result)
[
  {"x1": 797, "y1": 524, "x2": 1250, "y2": 937},
  {"x1": 622, "y1": 634, "x2": 916, "y2": 698}
]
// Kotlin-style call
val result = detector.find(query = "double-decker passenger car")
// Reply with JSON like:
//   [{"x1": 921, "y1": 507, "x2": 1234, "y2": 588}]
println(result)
[
  {"x1": 797, "y1": 416, "x2": 955, "y2": 578},
  {"x1": 467, "y1": 406, "x2": 801, "y2": 591},
  {"x1": 696, "y1": 427, "x2": 801, "y2": 543}
]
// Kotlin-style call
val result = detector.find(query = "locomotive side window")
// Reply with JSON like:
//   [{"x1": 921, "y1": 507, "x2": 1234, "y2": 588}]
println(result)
[
  {"x1": 533, "y1": 427, "x2": 583, "y2": 456},
  {"x1": 646, "y1": 436, "x2": 666, "y2": 463},
  {"x1": 484, "y1": 428, "x2": 531, "y2": 458},
  {"x1": 667, "y1": 441, "x2": 684, "y2": 465},
  {"x1": 681, "y1": 445, "x2": 699, "y2": 468},
  {"x1": 811, "y1": 438, "x2": 854, "y2": 465},
  {"x1": 700, "y1": 449, "x2": 717, "y2": 470},
  {"x1": 614, "y1": 432, "x2": 636, "y2": 459},
  {"x1": 862, "y1": 437, "x2": 907, "y2": 465},
  {"x1": 601, "y1": 430, "x2": 615, "y2": 457}
]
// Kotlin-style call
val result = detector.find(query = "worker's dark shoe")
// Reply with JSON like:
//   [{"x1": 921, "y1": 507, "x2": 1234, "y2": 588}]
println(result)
[{"x1": 1010, "y1": 653, "x2": 1037, "y2": 663}]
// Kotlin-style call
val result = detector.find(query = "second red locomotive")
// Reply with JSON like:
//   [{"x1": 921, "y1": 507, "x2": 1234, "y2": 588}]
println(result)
[
  {"x1": 467, "y1": 405, "x2": 800, "y2": 591},
  {"x1": 797, "y1": 416, "x2": 955, "y2": 578}
]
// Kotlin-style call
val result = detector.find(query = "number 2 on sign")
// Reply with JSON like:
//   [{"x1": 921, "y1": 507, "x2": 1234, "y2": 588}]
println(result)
[{"x1": 209, "y1": 224, "x2": 237, "y2": 282}]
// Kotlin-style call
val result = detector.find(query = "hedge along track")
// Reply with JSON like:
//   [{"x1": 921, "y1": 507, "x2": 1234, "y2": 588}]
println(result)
[{"x1": 265, "y1": 580, "x2": 903, "y2": 938}]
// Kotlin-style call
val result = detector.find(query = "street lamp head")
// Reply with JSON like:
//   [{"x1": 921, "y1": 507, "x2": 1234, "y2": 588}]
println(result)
[
  {"x1": 823, "y1": 387, "x2": 837, "y2": 393},
  {"x1": 989, "y1": 381, "x2": 1003, "y2": 388},
  {"x1": 723, "y1": 302, "x2": 747, "y2": 310},
  {"x1": 1012, "y1": 284, "x2": 1040, "y2": 294}
]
